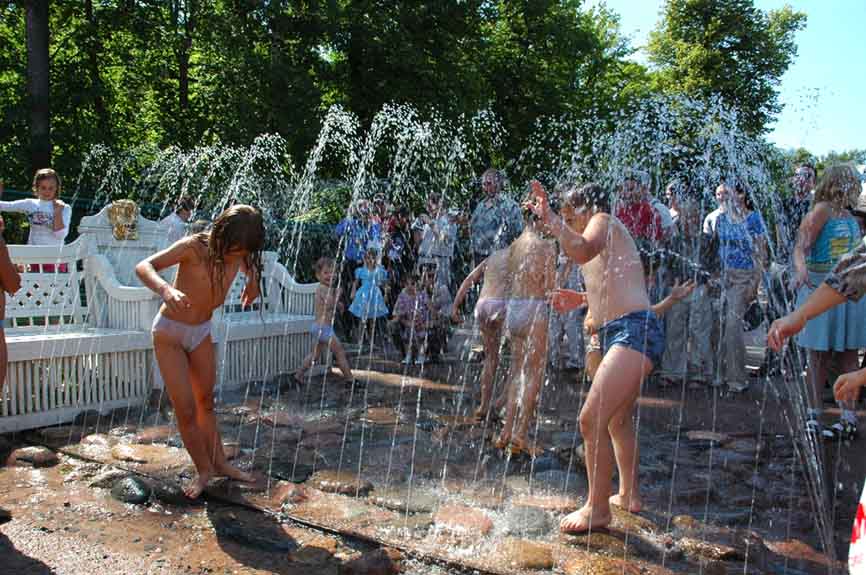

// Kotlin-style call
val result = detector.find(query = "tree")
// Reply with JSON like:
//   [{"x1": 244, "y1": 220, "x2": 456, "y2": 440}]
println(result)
[
  {"x1": 25, "y1": 0, "x2": 50, "y2": 172},
  {"x1": 647, "y1": 0, "x2": 806, "y2": 135}
]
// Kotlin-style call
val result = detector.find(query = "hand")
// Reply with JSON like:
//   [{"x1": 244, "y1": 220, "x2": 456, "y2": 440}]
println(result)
[
  {"x1": 241, "y1": 280, "x2": 260, "y2": 307},
  {"x1": 549, "y1": 288, "x2": 587, "y2": 313},
  {"x1": 0, "y1": 216, "x2": 5, "y2": 234},
  {"x1": 669, "y1": 279, "x2": 696, "y2": 301},
  {"x1": 833, "y1": 370, "x2": 866, "y2": 402},
  {"x1": 160, "y1": 284, "x2": 192, "y2": 313},
  {"x1": 53, "y1": 199, "x2": 66, "y2": 210},
  {"x1": 524, "y1": 180, "x2": 553, "y2": 226},
  {"x1": 767, "y1": 312, "x2": 806, "y2": 352},
  {"x1": 583, "y1": 313, "x2": 598, "y2": 335},
  {"x1": 791, "y1": 265, "x2": 812, "y2": 290}
]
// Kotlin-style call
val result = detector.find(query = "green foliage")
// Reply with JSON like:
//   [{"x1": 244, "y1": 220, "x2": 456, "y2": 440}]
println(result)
[{"x1": 648, "y1": 0, "x2": 806, "y2": 135}]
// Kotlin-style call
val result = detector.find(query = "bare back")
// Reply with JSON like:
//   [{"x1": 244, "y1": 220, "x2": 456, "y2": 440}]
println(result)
[
  {"x1": 479, "y1": 249, "x2": 511, "y2": 300},
  {"x1": 581, "y1": 215, "x2": 649, "y2": 324},
  {"x1": 508, "y1": 227, "x2": 556, "y2": 299}
]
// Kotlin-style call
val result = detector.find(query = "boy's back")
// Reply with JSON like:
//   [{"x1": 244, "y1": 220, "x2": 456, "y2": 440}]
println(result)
[{"x1": 479, "y1": 249, "x2": 511, "y2": 300}]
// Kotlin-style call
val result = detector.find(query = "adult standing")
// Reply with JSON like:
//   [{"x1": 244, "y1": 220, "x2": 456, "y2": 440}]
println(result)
[
  {"x1": 160, "y1": 196, "x2": 194, "y2": 245},
  {"x1": 469, "y1": 168, "x2": 523, "y2": 266},
  {"x1": 703, "y1": 182, "x2": 768, "y2": 392},
  {"x1": 414, "y1": 193, "x2": 458, "y2": 289},
  {"x1": 791, "y1": 164, "x2": 864, "y2": 438}
]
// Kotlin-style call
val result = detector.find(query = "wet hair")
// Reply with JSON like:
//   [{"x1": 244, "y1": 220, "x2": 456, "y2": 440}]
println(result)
[
  {"x1": 195, "y1": 204, "x2": 265, "y2": 299},
  {"x1": 31, "y1": 168, "x2": 61, "y2": 197},
  {"x1": 188, "y1": 219, "x2": 210, "y2": 234},
  {"x1": 176, "y1": 195, "x2": 194, "y2": 213},
  {"x1": 815, "y1": 164, "x2": 860, "y2": 207},
  {"x1": 561, "y1": 182, "x2": 610, "y2": 214},
  {"x1": 314, "y1": 256, "x2": 334, "y2": 275}
]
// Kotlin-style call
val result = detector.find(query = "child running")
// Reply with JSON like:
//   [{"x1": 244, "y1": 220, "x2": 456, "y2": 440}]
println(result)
[
  {"x1": 496, "y1": 206, "x2": 556, "y2": 456},
  {"x1": 452, "y1": 248, "x2": 511, "y2": 421},
  {"x1": 526, "y1": 181, "x2": 664, "y2": 534},
  {"x1": 136, "y1": 205, "x2": 263, "y2": 499},
  {"x1": 295, "y1": 257, "x2": 355, "y2": 385}
]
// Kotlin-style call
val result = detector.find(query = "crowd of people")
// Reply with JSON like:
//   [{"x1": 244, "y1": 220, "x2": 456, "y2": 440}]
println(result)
[{"x1": 1, "y1": 163, "x2": 866, "y2": 560}]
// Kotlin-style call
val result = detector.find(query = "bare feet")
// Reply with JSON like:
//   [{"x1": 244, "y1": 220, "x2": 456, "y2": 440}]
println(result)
[
  {"x1": 560, "y1": 504, "x2": 612, "y2": 534},
  {"x1": 494, "y1": 432, "x2": 511, "y2": 451},
  {"x1": 183, "y1": 472, "x2": 211, "y2": 499},
  {"x1": 214, "y1": 461, "x2": 256, "y2": 483},
  {"x1": 508, "y1": 436, "x2": 544, "y2": 458},
  {"x1": 609, "y1": 492, "x2": 643, "y2": 513}
]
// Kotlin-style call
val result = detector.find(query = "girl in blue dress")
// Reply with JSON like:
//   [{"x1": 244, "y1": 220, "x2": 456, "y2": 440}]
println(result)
[{"x1": 349, "y1": 249, "x2": 390, "y2": 348}]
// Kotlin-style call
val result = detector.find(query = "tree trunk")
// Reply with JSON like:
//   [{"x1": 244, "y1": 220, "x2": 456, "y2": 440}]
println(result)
[
  {"x1": 25, "y1": 0, "x2": 51, "y2": 172},
  {"x1": 85, "y1": 0, "x2": 110, "y2": 140}
]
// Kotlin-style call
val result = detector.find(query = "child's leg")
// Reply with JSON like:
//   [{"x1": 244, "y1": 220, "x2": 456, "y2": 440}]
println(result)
[
  {"x1": 561, "y1": 345, "x2": 652, "y2": 533},
  {"x1": 296, "y1": 341, "x2": 325, "y2": 379},
  {"x1": 512, "y1": 317, "x2": 549, "y2": 449},
  {"x1": 497, "y1": 335, "x2": 526, "y2": 448},
  {"x1": 806, "y1": 350, "x2": 830, "y2": 414},
  {"x1": 608, "y1": 400, "x2": 642, "y2": 512},
  {"x1": 475, "y1": 322, "x2": 503, "y2": 419},
  {"x1": 329, "y1": 337, "x2": 354, "y2": 380},
  {"x1": 153, "y1": 335, "x2": 214, "y2": 498},
  {"x1": 0, "y1": 328, "x2": 6, "y2": 394},
  {"x1": 187, "y1": 337, "x2": 254, "y2": 484}
]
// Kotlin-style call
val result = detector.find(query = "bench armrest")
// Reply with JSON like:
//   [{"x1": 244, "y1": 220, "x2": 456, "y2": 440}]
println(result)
[
  {"x1": 85, "y1": 254, "x2": 161, "y2": 331},
  {"x1": 265, "y1": 259, "x2": 318, "y2": 316}
]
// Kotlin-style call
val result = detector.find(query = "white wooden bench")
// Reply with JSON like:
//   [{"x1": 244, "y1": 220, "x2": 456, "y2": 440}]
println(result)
[{"x1": 0, "y1": 237, "x2": 156, "y2": 432}]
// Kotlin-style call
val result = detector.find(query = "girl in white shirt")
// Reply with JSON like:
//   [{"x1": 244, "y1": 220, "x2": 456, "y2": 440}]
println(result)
[{"x1": 0, "y1": 168, "x2": 71, "y2": 246}]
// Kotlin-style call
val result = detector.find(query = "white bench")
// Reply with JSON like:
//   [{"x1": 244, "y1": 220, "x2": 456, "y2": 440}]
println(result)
[{"x1": 0, "y1": 237, "x2": 155, "y2": 432}]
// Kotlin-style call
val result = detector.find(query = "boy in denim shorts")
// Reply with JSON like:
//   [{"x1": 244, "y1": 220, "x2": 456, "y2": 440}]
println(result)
[{"x1": 527, "y1": 180, "x2": 664, "y2": 534}]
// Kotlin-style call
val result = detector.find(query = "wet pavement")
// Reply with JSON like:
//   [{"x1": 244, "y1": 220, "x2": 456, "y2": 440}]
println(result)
[{"x1": 0, "y1": 337, "x2": 862, "y2": 574}]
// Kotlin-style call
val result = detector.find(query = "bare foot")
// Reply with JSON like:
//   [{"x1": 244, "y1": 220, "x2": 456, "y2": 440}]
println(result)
[
  {"x1": 473, "y1": 404, "x2": 490, "y2": 422},
  {"x1": 183, "y1": 473, "x2": 211, "y2": 499},
  {"x1": 509, "y1": 436, "x2": 544, "y2": 458},
  {"x1": 494, "y1": 431, "x2": 511, "y2": 451},
  {"x1": 560, "y1": 504, "x2": 611, "y2": 534},
  {"x1": 214, "y1": 461, "x2": 256, "y2": 483},
  {"x1": 609, "y1": 492, "x2": 643, "y2": 513}
]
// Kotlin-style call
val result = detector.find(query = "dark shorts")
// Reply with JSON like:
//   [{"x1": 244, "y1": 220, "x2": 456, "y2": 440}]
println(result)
[{"x1": 598, "y1": 309, "x2": 665, "y2": 367}]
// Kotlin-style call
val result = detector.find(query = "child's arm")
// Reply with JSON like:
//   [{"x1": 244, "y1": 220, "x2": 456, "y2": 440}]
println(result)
[
  {"x1": 0, "y1": 233, "x2": 21, "y2": 295},
  {"x1": 791, "y1": 204, "x2": 830, "y2": 288},
  {"x1": 0, "y1": 198, "x2": 36, "y2": 214},
  {"x1": 526, "y1": 181, "x2": 605, "y2": 264},
  {"x1": 834, "y1": 368, "x2": 866, "y2": 402},
  {"x1": 135, "y1": 238, "x2": 194, "y2": 313},
  {"x1": 550, "y1": 289, "x2": 587, "y2": 313},
  {"x1": 451, "y1": 258, "x2": 487, "y2": 320},
  {"x1": 52, "y1": 200, "x2": 71, "y2": 237},
  {"x1": 767, "y1": 283, "x2": 846, "y2": 351},
  {"x1": 651, "y1": 280, "x2": 696, "y2": 317},
  {"x1": 239, "y1": 256, "x2": 261, "y2": 307}
]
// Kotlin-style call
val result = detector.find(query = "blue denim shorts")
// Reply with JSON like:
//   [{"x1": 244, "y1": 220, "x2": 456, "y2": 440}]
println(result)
[
  {"x1": 310, "y1": 322, "x2": 336, "y2": 344},
  {"x1": 598, "y1": 309, "x2": 665, "y2": 367}
]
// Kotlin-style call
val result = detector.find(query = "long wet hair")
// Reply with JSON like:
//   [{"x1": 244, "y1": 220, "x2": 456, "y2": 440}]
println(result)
[{"x1": 194, "y1": 205, "x2": 265, "y2": 298}]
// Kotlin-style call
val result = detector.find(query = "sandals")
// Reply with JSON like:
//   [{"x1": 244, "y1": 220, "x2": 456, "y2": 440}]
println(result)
[{"x1": 827, "y1": 419, "x2": 858, "y2": 441}]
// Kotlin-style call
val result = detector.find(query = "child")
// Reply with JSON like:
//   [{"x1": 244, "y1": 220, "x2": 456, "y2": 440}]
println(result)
[
  {"x1": 452, "y1": 248, "x2": 510, "y2": 421},
  {"x1": 422, "y1": 264, "x2": 452, "y2": 362},
  {"x1": 527, "y1": 180, "x2": 664, "y2": 534},
  {"x1": 295, "y1": 257, "x2": 354, "y2": 384},
  {"x1": 0, "y1": 217, "x2": 21, "y2": 394},
  {"x1": 495, "y1": 205, "x2": 556, "y2": 456},
  {"x1": 135, "y1": 205, "x2": 263, "y2": 499},
  {"x1": 349, "y1": 248, "x2": 390, "y2": 349},
  {"x1": 0, "y1": 169, "x2": 71, "y2": 246},
  {"x1": 389, "y1": 272, "x2": 430, "y2": 365}
]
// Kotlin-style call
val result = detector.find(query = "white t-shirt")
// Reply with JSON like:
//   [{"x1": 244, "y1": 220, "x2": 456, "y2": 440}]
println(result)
[
  {"x1": 0, "y1": 198, "x2": 71, "y2": 246},
  {"x1": 650, "y1": 197, "x2": 676, "y2": 235},
  {"x1": 160, "y1": 212, "x2": 188, "y2": 245}
]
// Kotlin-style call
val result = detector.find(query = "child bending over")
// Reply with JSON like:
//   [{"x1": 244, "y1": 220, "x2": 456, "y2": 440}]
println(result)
[
  {"x1": 295, "y1": 257, "x2": 354, "y2": 384},
  {"x1": 136, "y1": 205, "x2": 263, "y2": 499}
]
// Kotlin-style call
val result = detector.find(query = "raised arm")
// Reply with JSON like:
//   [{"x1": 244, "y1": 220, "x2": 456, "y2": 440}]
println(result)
[
  {"x1": 525, "y1": 181, "x2": 605, "y2": 265},
  {"x1": 135, "y1": 237, "x2": 195, "y2": 313}
]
